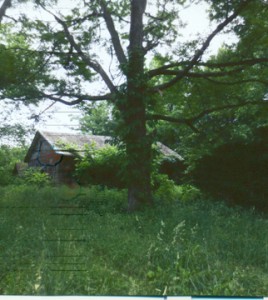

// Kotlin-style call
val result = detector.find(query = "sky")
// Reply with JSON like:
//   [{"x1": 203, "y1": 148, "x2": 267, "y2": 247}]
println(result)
[{"x1": 1, "y1": 0, "x2": 237, "y2": 142}]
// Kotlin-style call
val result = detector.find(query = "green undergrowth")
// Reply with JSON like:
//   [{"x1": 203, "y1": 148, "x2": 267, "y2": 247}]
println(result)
[{"x1": 0, "y1": 185, "x2": 267, "y2": 295}]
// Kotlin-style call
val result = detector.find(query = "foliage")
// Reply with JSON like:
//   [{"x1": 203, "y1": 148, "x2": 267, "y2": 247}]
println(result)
[
  {"x1": 175, "y1": 184, "x2": 202, "y2": 202},
  {"x1": 0, "y1": 0, "x2": 267, "y2": 209},
  {"x1": 20, "y1": 167, "x2": 51, "y2": 187},
  {"x1": 152, "y1": 173, "x2": 179, "y2": 202},
  {"x1": 153, "y1": 179, "x2": 203, "y2": 204},
  {"x1": 79, "y1": 102, "x2": 118, "y2": 136},
  {"x1": 75, "y1": 142, "x2": 184, "y2": 191},
  {"x1": 75, "y1": 143, "x2": 127, "y2": 188},
  {"x1": 0, "y1": 145, "x2": 26, "y2": 185},
  {"x1": 0, "y1": 25, "x2": 50, "y2": 104},
  {"x1": 0, "y1": 184, "x2": 267, "y2": 295},
  {"x1": 0, "y1": 123, "x2": 32, "y2": 146},
  {"x1": 0, "y1": 0, "x2": 266, "y2": 210},
  {"x1": 153, "y1": 42, "x2": 268, "y2": 163},
  {"x1": 189, "y1": 127, "x2": 268, "y2": 211},
  {"x1": 0, "y1": 21, "x2": 49, "y2": 147}
]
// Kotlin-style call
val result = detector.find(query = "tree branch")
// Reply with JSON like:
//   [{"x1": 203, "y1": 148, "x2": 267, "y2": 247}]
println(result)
[
  {"x1": 147, "y1": 99, "x2": 268, "y2": 132},
  {"x1": 153, "y1": 68, "x2": 244, "y2": 78},
  {"x1": 198, "y1": 58, "x2": 268, "y2": 68},
  {"x1": 148, "y1": 58, "x2": 268, "y2": 79},
  {"x1": 4, "y1": 46, "x2": 75, "y2": 57},
  {"x1": 55, "y1": 16, "x2": 117, "y2": 93},
  {"x1": 99, "y1": 0, "x2": 127, "y2": 68},
  {"x1": 0, "y1": 0, "x2": 12, "y2": 23},
  {"x1": 188, "y1": 100, "x2": 268, "y2": 123},
  {"x1": 39, "y1": 5, "x2": 117, "y2": 94},
  {"x1": 150, "y1": 0, "x2": 251, "y2": 91},
  {"x1": 147, "y1": 114, "x2": 200, "y2": 133},
  {"x1": 204, "y1": 77, "x2": 268, "y2": 86},
  {"x1": 69, "y1": 12, "x2": 102, "y2": 25},
  {"x1": 41, "y1": 92, "x2": 112, "y2": 105}
]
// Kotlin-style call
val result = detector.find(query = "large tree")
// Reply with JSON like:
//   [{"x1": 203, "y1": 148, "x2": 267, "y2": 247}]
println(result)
[{"x1": 1, "y1": 0, "x2": 268, "y2": 210}]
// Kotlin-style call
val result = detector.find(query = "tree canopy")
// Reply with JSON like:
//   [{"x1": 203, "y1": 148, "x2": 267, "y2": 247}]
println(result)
[{"x1": 0, "y1": 0, "x2": 267, "y2": 210}]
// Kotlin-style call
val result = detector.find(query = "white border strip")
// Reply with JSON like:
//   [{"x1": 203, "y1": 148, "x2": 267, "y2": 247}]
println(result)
[
  {"x1": 0, "y1": 297, "x2": 163, "y2": 300},
  {"x1": 0, "y1": 297, "x2": 265, "y2": 300}
]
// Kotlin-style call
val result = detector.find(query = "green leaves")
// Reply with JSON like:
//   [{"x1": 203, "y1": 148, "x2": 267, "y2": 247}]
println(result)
[
  {"x1": 79, "y1": 102, "x2": 117, "y2": 136},
  {"x1": 75, "y1": 143, "x2": 127, "y2": 188},
  {"x1": 206, "y1": 0, "x2": 245, "y2": 21},
  {"x1": 0, "y1": 0, "x2": 267, "y2": 209},
  {"x1": 0, "y1": 145, "x2": 26, "y2": 185},
  {"x1": 21, "y1": 167, "x2": 51, "y2": 187}
]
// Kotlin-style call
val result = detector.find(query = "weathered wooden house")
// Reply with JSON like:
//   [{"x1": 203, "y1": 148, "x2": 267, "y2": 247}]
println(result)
[
  {"x1": 24, "y1": 130, "x2": 183, "y2": 185},
  {"x1": 24, "y1": 130, "x2": 111, "y2": 185}
]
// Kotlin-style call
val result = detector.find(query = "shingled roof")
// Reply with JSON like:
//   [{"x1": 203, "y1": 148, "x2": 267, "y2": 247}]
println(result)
[
  {"x1": 40, "y1": 130, "x2": 111, "y2": 156},
  {"x1": 25, "y1": 130, "x2": 182, "y2": 162}
]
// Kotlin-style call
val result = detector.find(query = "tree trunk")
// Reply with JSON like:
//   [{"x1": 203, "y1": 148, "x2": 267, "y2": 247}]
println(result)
[
  {"x1": 124, "y1": 98, "x2": 153, "y2": 212},
  {"x1": 124, "y1": 0, "x2": 152, "y2": 211}
]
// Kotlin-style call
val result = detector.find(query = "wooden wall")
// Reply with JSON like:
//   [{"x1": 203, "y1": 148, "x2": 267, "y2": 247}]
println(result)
[{"x1": 28, "y1": 136, "x2": 77, "y2": 185}]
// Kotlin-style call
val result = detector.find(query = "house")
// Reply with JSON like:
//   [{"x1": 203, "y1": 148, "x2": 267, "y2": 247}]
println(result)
[{"x1": 24, "y1": 130, "x2": 183, "y2": 185}]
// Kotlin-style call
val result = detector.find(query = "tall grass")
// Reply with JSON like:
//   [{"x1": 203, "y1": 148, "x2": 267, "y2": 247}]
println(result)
[{"x1": 0, "y1": 185, "x2": 267, "y2": 295}]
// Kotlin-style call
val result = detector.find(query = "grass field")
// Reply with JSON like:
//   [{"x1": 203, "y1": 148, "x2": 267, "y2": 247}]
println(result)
[{"x1": 0, "y1": 185, "x2": 267, "y2": 295}]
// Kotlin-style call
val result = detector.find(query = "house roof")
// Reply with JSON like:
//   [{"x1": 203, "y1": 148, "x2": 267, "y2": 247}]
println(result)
[
  {"x1": 156, "y1": 142, "x2": 183, "y2": 160},
  {"x1": 25, "y1": 130, "x2": 183, "y2": 162},
  {"x1": 41, "y1": 130, "x2": 111, "y2": 155},
  {"x1": 24, "y1": 130, "x2": 111, "y2": 162}
]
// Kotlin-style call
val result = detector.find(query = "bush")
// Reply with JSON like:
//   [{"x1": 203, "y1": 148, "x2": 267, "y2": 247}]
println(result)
[
  {"x1": 0, "y1": 145, "x2": 26, "y2": 186},
  {"x1": 152, "y1": 173, "x2": 179, "y2": 202},
  {"x1": 75, "y1": 144, "x2": 127, "y2": 188},
  {"x1": 21, "y1": 167, "x2": 51, "y2": 187},
  {"x1": 190, "y1": 137, "x2": 268, "y2": 211},
  {"x1": 175, "y1": 184, "x2": 202, "y2": 202},
  {"x1": 76, "y1": 143, "x2": 185, "y2": 190}
]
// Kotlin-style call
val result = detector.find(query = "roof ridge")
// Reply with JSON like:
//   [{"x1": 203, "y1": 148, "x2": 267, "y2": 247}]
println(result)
[{"x1": 38, "y1": 130, "x2": 109, "y2": 138}]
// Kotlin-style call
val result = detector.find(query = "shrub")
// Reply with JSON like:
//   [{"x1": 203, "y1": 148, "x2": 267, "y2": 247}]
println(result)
[
  {"x1": 152, "y1": 173, "x2": 179, "y2": 202},
  {"x1": 21, "y1": 167, "x2": 51, "y2": 187},
  {"x1": 175, "y1": 184, "x2": 202, "y2": 202},
  {"x1": 76, "y1": 143, "x2": 184, "y2": 190},
  {"x1": 75, "y1": 144, "x2": 127, "y2": 188},
  {"x1": 0, "y1": 145, "x2": 26, "y2": 186},
  {"x1": 153, "y1": 180, "x2": 202, "y2": 203},
  {"x1": 190, "y1": 138, "x2": 268, "y2": 211}
]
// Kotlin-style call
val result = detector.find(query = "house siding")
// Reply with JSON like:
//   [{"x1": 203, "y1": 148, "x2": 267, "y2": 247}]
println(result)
[{"x1": 56, "y1": 156, "x2": 76, "y2": 185}]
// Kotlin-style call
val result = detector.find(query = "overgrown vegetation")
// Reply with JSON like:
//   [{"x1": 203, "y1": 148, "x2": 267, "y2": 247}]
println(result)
[
  {"x1": 0, "y1": 185, "x2": 267, "y2": 295},
  {"x1": 0, "y1": 0, "x2": 267, "y2": 293},
  {"x1": 21, "y1": 167, "x2": 51, "y2": 187},
  {"x1": 189, "y1": 126, "x2": 268, "y2": 212},
  {"x1": 0, "y1": 145, "x2": 26, "y2": 186},
  {"x1": 75, "y1": 143, "x2": 184, "y2": 191},
  {"x1": 75, "y1": 144, "x2": 127, "y2": 188},
  {"x1": 1, "y1": 0, "x2": 267, "y2": 210}
]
